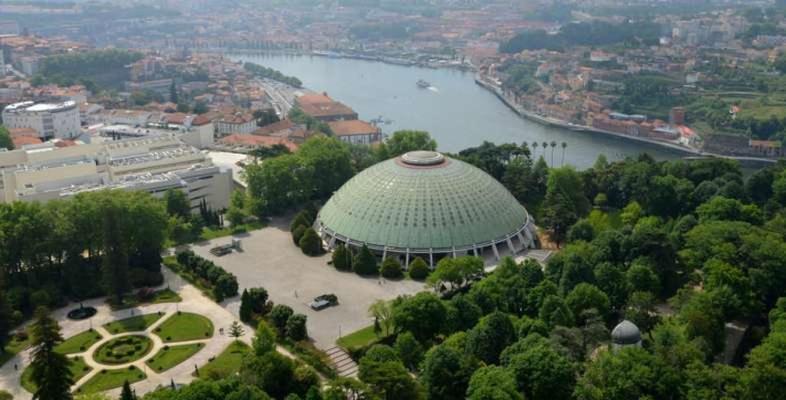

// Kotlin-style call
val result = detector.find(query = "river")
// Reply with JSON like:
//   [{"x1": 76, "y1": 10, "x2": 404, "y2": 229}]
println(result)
[{"x1": 233, "y1": 53, "x2": 680, "y2": 169}]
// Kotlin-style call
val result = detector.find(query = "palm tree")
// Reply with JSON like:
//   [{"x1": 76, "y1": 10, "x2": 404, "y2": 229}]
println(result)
[
  {"x1": 561, "y1": 142, "x2": 567, "y2": 166},
  {"x1": 550, "y1": 141, "x2": 557, "y2": 167},
  {"x1": 532, "y1": 142, "x2": 539, "y2": 157},
  {"x1": 542, "y1": 142, "x2": 549, "y2": 162}
]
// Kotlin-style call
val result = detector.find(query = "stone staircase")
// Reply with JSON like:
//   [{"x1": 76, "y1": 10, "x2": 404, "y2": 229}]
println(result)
[
  {"x1": 326, "y1": 346, "x2": 358, "y2": 378},
  {"x1": 525, "y1": 249, "x2": 554, "y2": 263}
]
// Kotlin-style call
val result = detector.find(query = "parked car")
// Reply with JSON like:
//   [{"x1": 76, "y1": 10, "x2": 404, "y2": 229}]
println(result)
[{"x1": 309, "y1": 294, "x2": 338, "y2": 310}]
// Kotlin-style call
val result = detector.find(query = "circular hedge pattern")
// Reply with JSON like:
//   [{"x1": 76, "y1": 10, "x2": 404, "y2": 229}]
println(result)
[{"x1": 93, "y1": 335, "x2": 153, "y2": 365}]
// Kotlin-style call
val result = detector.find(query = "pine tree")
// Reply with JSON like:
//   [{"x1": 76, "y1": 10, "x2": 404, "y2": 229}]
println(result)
[
  {"x1": 299, "y1": 228, "x2": 322, "y2": 256},
  {"x1": 0, "y1": 288, "x2": 12, "y2": 350},
  {"x1": 30, "y1": 307, "x2": 73, "y2": 400},
  {"x1": 229, "y1": 321, "x2": 245, "y2": 340},
  {"x1": 169, "y1": 81, "x2": 178, "y2": 104},
  {"x1": 353, "y1": 245, "x2": 378, "y2": 276},
  {"x1": 331, "y1": 244, "x2": 352, "y2": 271},
  {"x1": 239, "y1": 289, "x2": 254, "y2": 323},
  {"x1": 102, "y1": 201, "x2": 130, "y2": 304},
  {"x1": 120, "y1": 380, "x2": 135, "y2": 400}
]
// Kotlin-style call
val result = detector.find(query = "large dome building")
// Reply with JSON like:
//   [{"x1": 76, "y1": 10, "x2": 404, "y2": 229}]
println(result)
[{"x1": 315, "y1": 151, "x2": 537, "y2": 266}]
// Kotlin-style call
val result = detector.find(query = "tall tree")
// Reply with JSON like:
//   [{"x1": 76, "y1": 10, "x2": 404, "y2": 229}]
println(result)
[
  {"x1": 29, "y1": 307, "x2": 73, "y2": 400},
  {"x1": 382, "y1": 130, "x2": 437, "y2": 157},
  {"x1": 101, "y1": 200, "x2": 130, "y2": 304},
  {"x1": 542, "y1": 167, "x2": 590, "y2": 246},
  {"x1": 229, "y1": 321, "x2": 245, "y2": 340},
  {"x1": 0, "y1": 125, "x2": 13, "y2": 150},
  {"x1": 120, "y1": 380, "x2": 135, "y2": 400}
]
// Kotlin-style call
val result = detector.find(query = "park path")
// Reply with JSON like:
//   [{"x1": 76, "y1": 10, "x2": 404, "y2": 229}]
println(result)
[{"x1": 0, "y1": 267, "x2": 278, "y2": 399}]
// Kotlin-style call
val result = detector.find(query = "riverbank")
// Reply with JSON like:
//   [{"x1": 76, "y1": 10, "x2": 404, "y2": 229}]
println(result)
[
  {"x1": 200, "y1": 48, "x2": 473, "y2": 71},
  {"x1": 474, "y1": 76, "x2": 776, "y2": 168},
  {"x1": 473, "y1": 76, "x2": 697, "y2": 156}
]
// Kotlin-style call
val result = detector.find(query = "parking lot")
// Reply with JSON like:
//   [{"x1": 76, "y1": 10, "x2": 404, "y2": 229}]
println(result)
[{"x1": 190, "y1": 218, "x2": 425, "y2": 349}]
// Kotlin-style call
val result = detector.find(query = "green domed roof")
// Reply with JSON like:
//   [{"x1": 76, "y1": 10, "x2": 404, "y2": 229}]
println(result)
[{"x1": 316, "y1": 151, "x2": 530, "y2": 251}]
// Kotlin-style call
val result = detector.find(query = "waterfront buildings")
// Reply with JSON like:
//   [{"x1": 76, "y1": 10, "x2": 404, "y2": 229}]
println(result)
[
  {"x1": 295, "y1": 93, "x2": 358, "y2": 122},
  {"x1": 0, "y1": 134, "x2": 232, "y2": 210},
  {"x1": 2, "y1": 100, "x2": 81, "y2": 140},
  {"x1": 327, "y1": 119, "x2": 382, "y2": 145}
]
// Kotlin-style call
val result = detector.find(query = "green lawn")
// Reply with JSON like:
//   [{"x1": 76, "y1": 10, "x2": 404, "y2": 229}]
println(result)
[
  {"x1": 55, "y1": 330, "x2": 103, "y2": 355},
  {"x1": 337, "y1": 325, "x2": 385, "y2": 350},
  {"x1": 0, "y1": 331, "x2": 31, "y2": 366},
  {"x1": 93, "y1": 335, "x2": 153, "y2": 365},
  {"x1": 146, "y1": 343, "x2": 204, "y2": 373},
  {"x1": 77, "y1": 366, "x2": 146, "y2": 394},
  {"x1": 111, "y1": 289, "x2": 183, "y2": 310},
  {"x1": 154, "y1": 312, "x2": 214, "y2": 343},
  {"x1": 103, "y1": 313, "x2": 163, "y2": 334},
  {"x1": 197, "y1": 341, "x2": 250, "y2": 380},
  {"x1": 21, "y1": 356, "x2": 92, "y2": 393}
]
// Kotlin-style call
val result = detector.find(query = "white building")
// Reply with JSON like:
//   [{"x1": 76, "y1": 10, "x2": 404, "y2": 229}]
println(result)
[
  {"x1": 99, "y1": 121, "x2": 214, "y2": 149},
  {"x1": 0, "y1": 135, "x2": 232, "y2": 211},
  {"x1": 2, "y1": 101, "x2": 81, "y2": 140}
]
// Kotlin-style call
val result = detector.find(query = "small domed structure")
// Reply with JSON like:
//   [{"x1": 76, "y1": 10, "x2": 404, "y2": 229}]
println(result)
[{"x1": 611, "y1": 320, "x2": 642, "y2": 350}]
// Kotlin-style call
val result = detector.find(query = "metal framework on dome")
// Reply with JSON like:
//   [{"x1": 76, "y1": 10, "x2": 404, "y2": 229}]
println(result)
[{"x1": 314, "y1": 151, "x2": 538, "y2": 267}]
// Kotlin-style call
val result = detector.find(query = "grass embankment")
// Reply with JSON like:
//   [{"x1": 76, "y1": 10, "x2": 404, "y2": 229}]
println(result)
[
  {"x1": 21, "y1": 356, "x2": 92, "y2": 393},
  {"x1": 111, "y1": 289, "x2": 182, "y2": 310},
  {"x1": 197, "y1": 341, "x2": 250, "y2": 379},
  {"x1": 154, "y1": 312, "x2": 214, "y2": 343},
  {"x1": 55, "y1": 330, "x2": 103, "y2": 355},
  {"x1": 200, "y1": 222, "x2": 265, "y2": 241},
  {"x1": 146, "y1": 343, "x2": 204, "y2": 372},
  {"x1": 337, "y1": 325, "x2": 384, "y2": 350},
  {"x1": 77, "y1": 366, "x2": 146, "y2": 394},
  {"x1": 103, "y1": 313, "x2": 163, "y2": 334},
  {"x1": 279, "y1": 338, "x2": 337, "y2": 379}
]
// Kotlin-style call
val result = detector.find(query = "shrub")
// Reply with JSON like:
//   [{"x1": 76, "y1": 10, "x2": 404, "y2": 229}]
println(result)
[
  {"x1": 292, "y1": 225, "x2": 306, "y2": 246},
  {"x1": 408, "y1": 257, "x2": 430, "y2": 280},
  {"x1": 14, "y1": 331, "x2": 29, "y2": 342},
  {"x1": 353, "y1": 245, "x2": 378, "y2": 276},
  {"x1": 270, "y1": 304, "x2": 294, "y2": 333},
  {"x1": 380, "y1": 258, "x2": 403, "y2": 279},
  {"x1": 299, "y1": 227, "x2": 323, "y2": 256},
  {"x1": 290, "y1": 210, "x2": 313, "y2": 232},
  {"x1": 286, "y1": 314, "x2": 308, "y2": 341},
  {"x1": 332, "y1": 244, "x2": 353, "y2": 271},
  {"x1": 136, "y1": 287, "x2": 155, "y2": 302}
]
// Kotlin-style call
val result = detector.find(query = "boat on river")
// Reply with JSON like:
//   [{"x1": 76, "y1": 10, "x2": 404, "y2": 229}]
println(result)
[{"x1": 416, "y1": 79, "x2": 431, "y2": 89}]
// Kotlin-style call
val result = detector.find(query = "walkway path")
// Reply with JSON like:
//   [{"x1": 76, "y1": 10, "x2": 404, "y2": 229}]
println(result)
[{"x1": 0, "y1": 267, "x2": 263, "y2": 399}]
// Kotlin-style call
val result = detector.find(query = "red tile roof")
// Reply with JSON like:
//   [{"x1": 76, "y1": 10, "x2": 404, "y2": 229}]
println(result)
[
  {"x1": 253, "y1": 119, "x2": 294, "y2": 135},
  {"x1": 12, "y1": 135, "x2": 42, "y2": 147},
  {"x1": 327, "y1": 120, "x2": 379, "y2": 136}
]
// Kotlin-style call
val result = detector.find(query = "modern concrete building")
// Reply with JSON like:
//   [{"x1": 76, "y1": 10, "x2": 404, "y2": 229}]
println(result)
[
  {"x1": 0, "y1": 134, "x2": 232, "y2": 211},
  {"x1": 315, "y1": 151, "x2": 537, "y2": 266},
  {"x1": 2, "y1": 100, "x2": 81, "y2": 140}
]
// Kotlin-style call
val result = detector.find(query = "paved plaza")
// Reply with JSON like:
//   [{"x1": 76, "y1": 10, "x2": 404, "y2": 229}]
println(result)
[{"x1": 191, "y1": 217, "x2": 426, "y2": 349}]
